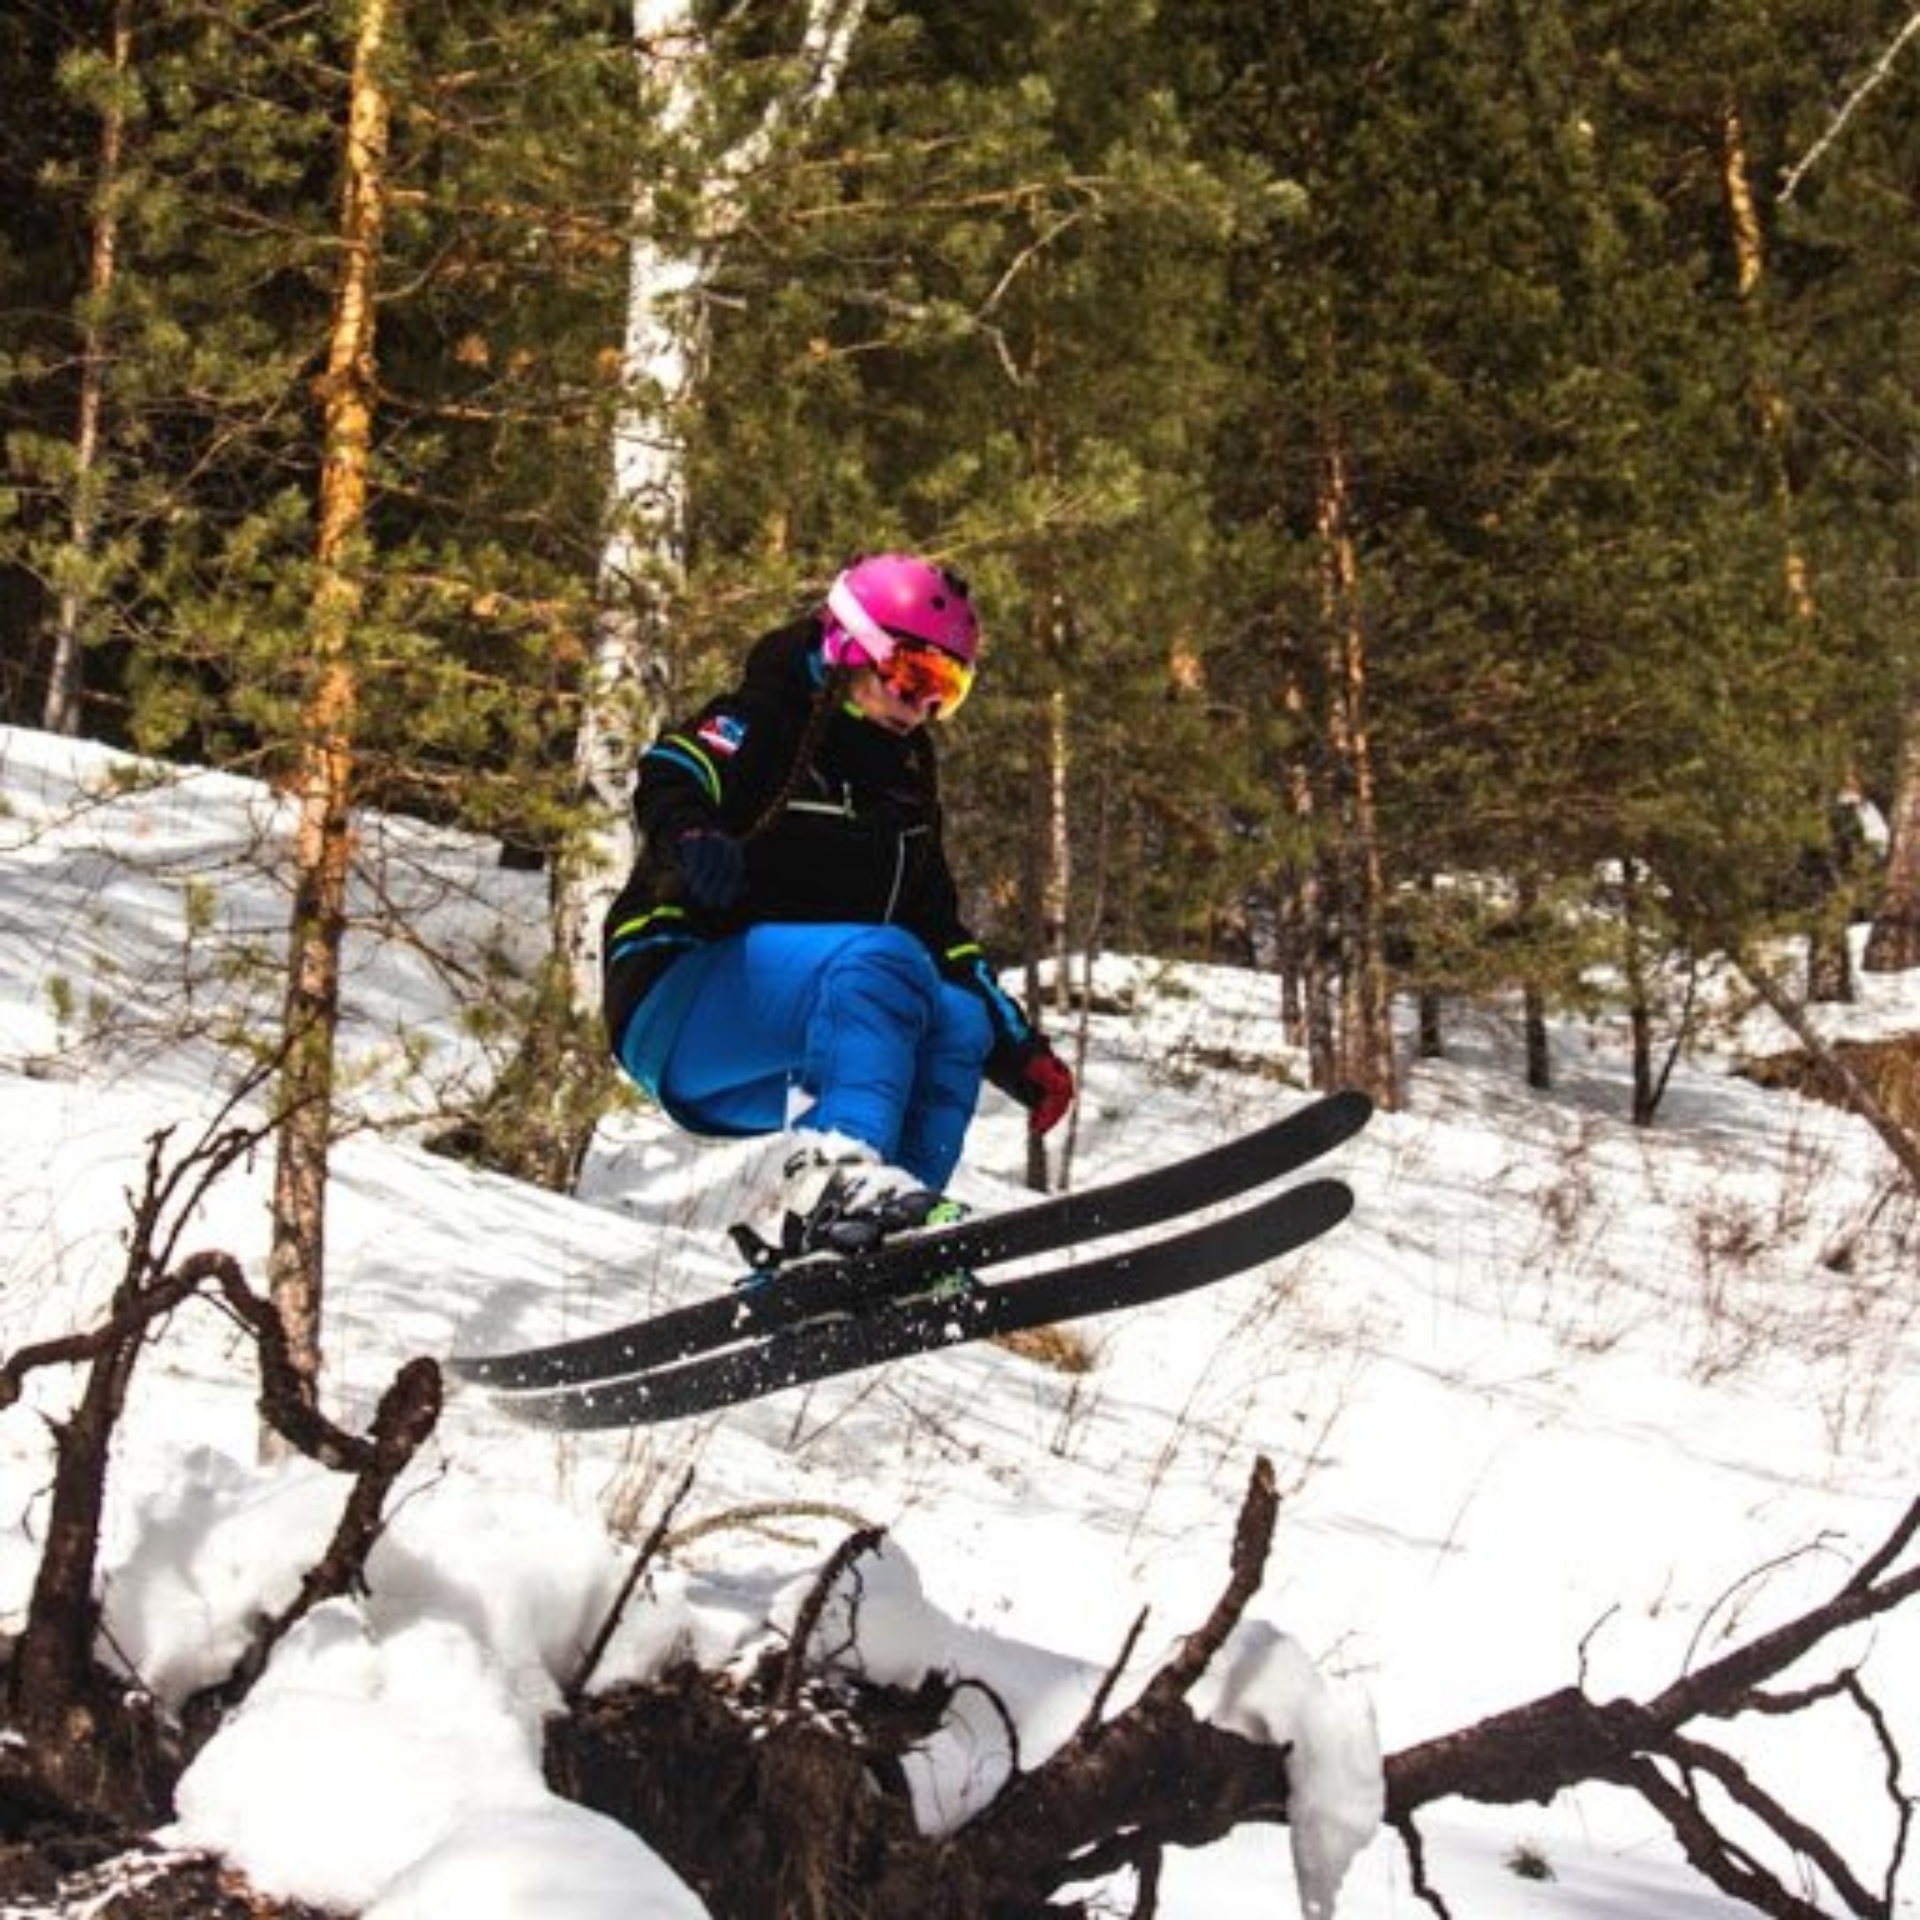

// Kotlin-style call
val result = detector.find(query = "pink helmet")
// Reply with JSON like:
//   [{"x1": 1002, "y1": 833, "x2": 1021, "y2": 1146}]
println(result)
[{"x1": 822, "y1": 553, "x2": 980, "y2": 670}]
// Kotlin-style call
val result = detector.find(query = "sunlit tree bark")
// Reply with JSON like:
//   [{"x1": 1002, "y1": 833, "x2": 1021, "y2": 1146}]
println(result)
[
  {"x1": 1315, "y1": 435, "x2": 1394, "y2": 1106},
  {"x1": 267, "y1": 0, "x2": 397, "y2": 1411},
  {"x1": 1864, "y1": 714, "x2": 1920, "y2": 971}
]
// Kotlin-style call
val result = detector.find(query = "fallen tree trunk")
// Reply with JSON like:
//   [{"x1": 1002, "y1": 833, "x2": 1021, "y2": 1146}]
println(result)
[{"x1": 549, "y1": 1468, "x2": 1918, "y2": 1920}]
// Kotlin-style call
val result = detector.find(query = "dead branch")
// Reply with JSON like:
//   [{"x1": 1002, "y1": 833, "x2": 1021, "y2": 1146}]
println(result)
[
  {"x1": 1387, "y1": 1491, "x2": 1920, "y2": 1918},
  {"x1": 1076, "y1": 1606, "x2": 1150, "y2": 1734},
  {"x1": 767, "y1": 1525, "x2": 887, "y2": 1713},
  {"x1": 206, "y1": 1257, "x2": 379, "y2": 1470},
  {"x1": 1140, "y1": 1454, "x2": 1278, "y2": 1710},
  {"x1": 551, "y1": 1464, "x2": 1920, "y2": 1920},
  {"x1": 923, "y1": 1455, "x2": 1288, "y2": 1908},
  {"x1": 0, "y1": 1121, "x2": 444, "y2": 1838},
  {"x1": 1736, "y1": 956, "x2": 1920, "y2": 1189},
  {"x1": 568, "y1": 1465, "x2": 697, "y2": 1704},
  {"x1": 1779, "y1": 6, "x2": 1920, "y2": 201},
  {"x1": 183, "y1": 1355, "x2": 444, "y2": 1739},
  {"x1": 548, "y1": 1457, "x2": 1292, "y2": 1920}
]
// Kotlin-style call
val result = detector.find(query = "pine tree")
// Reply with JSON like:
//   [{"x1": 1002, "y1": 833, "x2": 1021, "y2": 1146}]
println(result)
[
  {"x1": 684, "y1": 0, "x2": 1241, "y2": 965},
  {"x1": 1761, "y1": 3, "x2": 1920, "y2": 975},
  {"x1": 1163, "y1": 0, "x2": 1897, "y2": 1110},
  {"x1": 3, "y1": 0, "x2": 638, "y2": 1386}
]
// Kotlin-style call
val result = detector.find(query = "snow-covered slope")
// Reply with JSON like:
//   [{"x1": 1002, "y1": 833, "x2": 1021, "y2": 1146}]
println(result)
[{"x1": 2, "y1": 723, "x2": 1915, "y2": 1919}]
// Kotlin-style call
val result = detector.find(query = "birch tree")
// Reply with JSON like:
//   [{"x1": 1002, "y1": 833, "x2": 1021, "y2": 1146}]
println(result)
[
  {"x1": 556, "y1": 0, "x2": 868, "y2": 1014},
  {"x1": 1866, "y1": 731, "x2": 1920, "y2": 971},
  {"x1": 1838, "y1": 14, "x2": 1920, "y2": 975},
  {"x1": 1708, "y1": 0, "x2": 1920, "y2": 978}
]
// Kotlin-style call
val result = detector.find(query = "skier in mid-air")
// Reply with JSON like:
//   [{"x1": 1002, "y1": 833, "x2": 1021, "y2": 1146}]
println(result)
[{"x1": 600, "y1": 553, "x2": 1075, "y2": 1269}]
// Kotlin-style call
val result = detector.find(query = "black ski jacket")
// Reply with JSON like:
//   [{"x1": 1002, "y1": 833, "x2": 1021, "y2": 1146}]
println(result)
[{"x1": 601, "y1": 617, "x2": 1041, "y2": 1091}]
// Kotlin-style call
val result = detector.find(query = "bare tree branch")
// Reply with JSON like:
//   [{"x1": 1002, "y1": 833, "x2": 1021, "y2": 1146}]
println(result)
[
  {"x1": 569, "y1": 1465, "x2": 698, "y2": 1705},
  {"x1": 1389, "y1": 1490, "x2": 1920, "y2": 1918},
  {"x1": 0, "y1": 1117, "x2": 444, "y2": 1840},
  {"x1": 1780, "y1": 8, "x2": 1920, "y2": 201}
]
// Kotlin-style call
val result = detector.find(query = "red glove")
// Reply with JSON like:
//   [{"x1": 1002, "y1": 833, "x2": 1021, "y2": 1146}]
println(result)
[{"x1": 1016, "y1": 1043, "x2": 1075, "y2": 1137}]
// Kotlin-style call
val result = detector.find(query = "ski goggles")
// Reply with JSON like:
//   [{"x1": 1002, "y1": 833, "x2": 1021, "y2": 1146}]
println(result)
[{"x1": 873, "y1": 637, "x2": 976, "y2": 718}]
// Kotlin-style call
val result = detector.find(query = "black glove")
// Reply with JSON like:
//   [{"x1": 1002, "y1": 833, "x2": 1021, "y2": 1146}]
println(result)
[{"x1": 673, "y1": 830, "x2": 747, "y2": 908}]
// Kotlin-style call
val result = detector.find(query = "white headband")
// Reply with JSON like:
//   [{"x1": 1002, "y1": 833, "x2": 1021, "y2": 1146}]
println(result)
[{"x1": 826, "y1": 573, "x2": 899, "y2": 666}]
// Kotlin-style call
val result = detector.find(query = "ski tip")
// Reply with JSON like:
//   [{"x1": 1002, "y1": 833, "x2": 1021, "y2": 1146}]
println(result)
[
  {"x1": 1287, "y1": 1175, "x2": 1357, "y2": 1231},
  {"x1": 1305, "y1": 1086, "x2": 1375, "y2": 1141},
  {"x1": 1325, "y1": 1174, "x2": 1359, "y2": 1223}
]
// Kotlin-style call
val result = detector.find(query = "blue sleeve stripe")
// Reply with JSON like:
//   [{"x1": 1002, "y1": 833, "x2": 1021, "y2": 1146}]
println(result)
[
  {"x1": 967, "y1": 956, "x2": 1031, "y2": 1043},
  {"x1": 942, "y1": 942, "x2": 1030, "y2": 1039},
  {"x1": 608, "y1": 931, "x2": 700, "y2": 965},
  {"x1": 642, "y1": 736, "x2": 723, "y2": 807}
]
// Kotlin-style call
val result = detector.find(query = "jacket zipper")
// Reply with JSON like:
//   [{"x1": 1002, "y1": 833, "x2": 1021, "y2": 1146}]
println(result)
[{"x1": 787, "y1": 793, "x2": 922, "y2": 924}]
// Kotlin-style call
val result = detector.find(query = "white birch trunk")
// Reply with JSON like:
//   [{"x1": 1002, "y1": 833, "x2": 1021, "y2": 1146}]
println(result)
[{"x1": 556, "y1": 0, "x2": 866, "y2": 1015}]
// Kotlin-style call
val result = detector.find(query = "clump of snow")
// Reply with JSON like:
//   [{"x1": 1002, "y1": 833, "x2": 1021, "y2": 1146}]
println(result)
[
  {"x1": 1193, "y1": 1622, "x2": 1383, "y2": 1918},
  {"x1": 366, "y1": 1802, "x2": 707, "y2": 1920},
  {"x1": 168, "y1": 1600, "x2": 552, "y2": 1910},
  {"x1": 104, "y1": 1448, "x2": 346, "y2": 1704}
]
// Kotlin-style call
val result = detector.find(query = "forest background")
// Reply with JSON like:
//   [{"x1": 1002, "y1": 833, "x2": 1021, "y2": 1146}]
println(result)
[{"x1": 5, "y1": 0, "x2": 1920, "y2": 1202}]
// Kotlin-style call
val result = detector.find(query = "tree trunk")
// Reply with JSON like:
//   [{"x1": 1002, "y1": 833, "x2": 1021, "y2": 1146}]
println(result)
[
  {"x1": 1623, "y1": 858, "x2": 1656, "y2": 1124},
  {"x1": 1316, "y1": 433, "x2": 1395, "y2": 1106},
  {"x1": 1721, "y1": 102, "x2": 1814, "y2": 624},
  {"x1": 267, "y1": 0, "x2": 396, "y2": 1413},
  {"x1": 1021, "y1": 629, "x2": 1071, "y2": 1193},
  {"x1": 557, "y1": 0, "x2": 868, "y2": 1020},
  {"x1": 1722, "y1": 100, "x2": 1874, "y2": 1009},
  {"x1": 1275, "y1": 649, "x2": 1334, "y2": 1084},
  {"x1": 1416, "y1": 988, "x2": 1442, "y2": 1058},
  {"x1": 1865, "y1": 705, "x2": 1920, "y2": 971},
  {"x1": 1524, "y1": 983, "x2": 1551, "y2": 1091},
  {"x1": 40, "y1": 0, "x2": 131, "y2": 738}
]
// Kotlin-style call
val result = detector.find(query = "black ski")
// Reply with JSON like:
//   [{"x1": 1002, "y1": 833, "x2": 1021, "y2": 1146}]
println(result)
[
  {"x1": 491, "y1": 1175, "x2": 1354, "y2": 1430},
  {"x1": 451, "y1": 1088, "x2": 1371, "y2": 1393}
]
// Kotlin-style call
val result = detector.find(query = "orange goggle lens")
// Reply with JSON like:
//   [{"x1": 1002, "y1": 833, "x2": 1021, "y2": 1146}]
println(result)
[{"x1": 877, "y1": 639, "x2": 975, "y2": 718}]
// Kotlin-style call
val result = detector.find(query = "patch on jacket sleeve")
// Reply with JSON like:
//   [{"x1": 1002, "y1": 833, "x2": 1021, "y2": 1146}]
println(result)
[{"x1": 698, "y1": 713, "x2": 748, "y2": 757}]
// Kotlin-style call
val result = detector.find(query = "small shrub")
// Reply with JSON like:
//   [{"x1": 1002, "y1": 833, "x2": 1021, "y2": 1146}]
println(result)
[{"x1": 1506, "y1": 1841, "x2": 1556, "y2": 1882}]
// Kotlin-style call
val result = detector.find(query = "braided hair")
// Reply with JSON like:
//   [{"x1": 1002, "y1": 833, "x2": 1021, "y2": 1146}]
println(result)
[
  {"x1": 742, "y1": 660, "x2": 854, "y2": 842},
  {"x1": 742, "y1": 656, "x2": 943, "y2": 846}
]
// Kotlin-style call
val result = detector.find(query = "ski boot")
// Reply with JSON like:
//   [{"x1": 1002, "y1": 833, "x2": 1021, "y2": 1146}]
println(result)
[{"x1": 729, "y1": 1137, "x2": 975, "y2": 1314}]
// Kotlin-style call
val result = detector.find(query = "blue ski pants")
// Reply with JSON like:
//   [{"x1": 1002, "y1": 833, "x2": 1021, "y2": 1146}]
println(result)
[{"x1": 617, "y1": 923, "x2": 994, "y2": 1188}]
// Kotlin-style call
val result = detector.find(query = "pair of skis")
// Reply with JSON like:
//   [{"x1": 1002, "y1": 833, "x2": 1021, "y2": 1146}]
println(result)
[{"x1": 450, "y1": 1089, "x2": 1371, "y2": 1430}]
